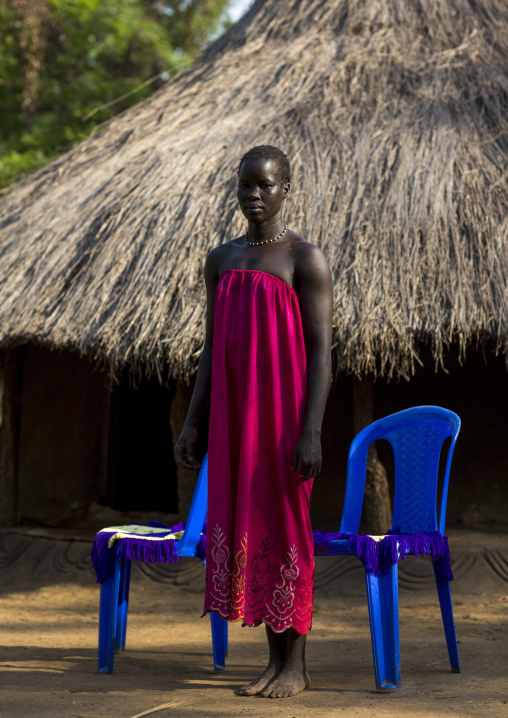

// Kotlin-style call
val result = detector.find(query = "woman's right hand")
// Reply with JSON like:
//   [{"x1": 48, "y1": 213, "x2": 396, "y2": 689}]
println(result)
[{"x1": 175, "y1": 425, "x2": 202, "y2": 471}]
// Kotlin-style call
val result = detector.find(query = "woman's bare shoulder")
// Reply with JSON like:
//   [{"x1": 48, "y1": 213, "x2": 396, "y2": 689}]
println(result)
[
  {"x1": 292, "y1": 236, "x2": 330, "y2": 280},
  {"x1": 205, "y1": 237, "x2": 243, "y2": 277}
]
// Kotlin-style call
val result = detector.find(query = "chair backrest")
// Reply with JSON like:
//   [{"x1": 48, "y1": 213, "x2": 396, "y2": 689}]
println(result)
[
  {"x1": 175, "y1": 452, "x2": 208, "y2": 557},
  {"x1": 340, "y1": 406, "x2": 460, "y2": 536}
]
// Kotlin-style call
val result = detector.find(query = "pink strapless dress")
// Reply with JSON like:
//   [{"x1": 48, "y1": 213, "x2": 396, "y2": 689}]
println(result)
[{"x1": 203, "y1": 268, "x2": 314, "y2": 634}]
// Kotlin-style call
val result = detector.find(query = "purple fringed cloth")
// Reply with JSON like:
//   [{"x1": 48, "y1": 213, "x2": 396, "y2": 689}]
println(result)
[
  {"x1": 91, "y1": 521, "x2": 207, "y2": 584},
  {"x1": 312, "y1": 529, "x2": 454, "y2": 581}
]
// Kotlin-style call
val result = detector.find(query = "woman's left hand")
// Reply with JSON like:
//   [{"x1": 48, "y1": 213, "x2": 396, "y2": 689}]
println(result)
[{"x1": 291, "y1": 427, "x2": 322, "y2": 482}]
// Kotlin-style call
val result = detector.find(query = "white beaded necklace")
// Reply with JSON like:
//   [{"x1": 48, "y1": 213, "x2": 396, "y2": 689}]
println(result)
[{"x1": 245, "y1": 224, "x2": 288, "y2": 247}]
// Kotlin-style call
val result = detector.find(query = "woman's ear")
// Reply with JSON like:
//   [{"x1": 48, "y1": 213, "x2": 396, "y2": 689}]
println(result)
[{"x1": 283, "y1": 181, "x2": 291, "y2": 199}]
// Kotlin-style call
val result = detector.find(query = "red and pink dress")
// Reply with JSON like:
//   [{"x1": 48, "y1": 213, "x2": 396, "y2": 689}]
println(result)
[{"x1": 203, "y1": 268, "x2": 314, "y2": 634}]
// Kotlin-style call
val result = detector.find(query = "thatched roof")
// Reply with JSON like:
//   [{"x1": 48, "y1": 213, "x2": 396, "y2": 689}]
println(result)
[{"x1": 0, "y1": 0, "x2": 507, "y2": 381}]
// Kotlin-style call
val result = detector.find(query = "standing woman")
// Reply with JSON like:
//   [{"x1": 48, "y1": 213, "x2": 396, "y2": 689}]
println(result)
[{"x1": 175, "y1": 145, "x2": 333, "y2": 699}]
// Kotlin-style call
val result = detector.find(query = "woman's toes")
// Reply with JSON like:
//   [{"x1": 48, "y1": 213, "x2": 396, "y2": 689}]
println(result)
[
  {"x1": 239, "y1": 685, "x2": 261, "y2": 697},
  {"x1": 265, "y1": 685, "x2": 282, "y2": 699}
]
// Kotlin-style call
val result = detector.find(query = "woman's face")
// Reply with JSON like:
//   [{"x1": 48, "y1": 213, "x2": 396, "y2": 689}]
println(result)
[{"x1": 237, "y1": 158, "x2": 289, "y2": 224}]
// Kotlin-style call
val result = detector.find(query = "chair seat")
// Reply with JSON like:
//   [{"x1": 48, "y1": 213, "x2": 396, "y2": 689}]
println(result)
[
  {"x1": 313, "y1": 530, "x2": 453, "y2": 579},
  {"x1": 314, "y1": 538, "x2": 350, "y2": 555},
  {"x1": 92, "y1": 521, "x2": 206, "y2": 585}
]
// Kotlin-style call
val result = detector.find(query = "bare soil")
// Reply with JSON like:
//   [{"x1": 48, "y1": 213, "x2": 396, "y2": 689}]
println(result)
[{"x1": 0, "y1": 532, "x2": 507, "y2": 718}]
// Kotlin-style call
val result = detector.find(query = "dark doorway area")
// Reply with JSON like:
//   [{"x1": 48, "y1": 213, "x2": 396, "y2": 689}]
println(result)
[{"x1": 107, "y1": 377, "x2": 178, "y2": 513}]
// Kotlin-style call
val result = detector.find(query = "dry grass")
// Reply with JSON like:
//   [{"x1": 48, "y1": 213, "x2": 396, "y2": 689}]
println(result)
[{"x1": 0, "y1": 0, "x2": 507, "y2": 381}]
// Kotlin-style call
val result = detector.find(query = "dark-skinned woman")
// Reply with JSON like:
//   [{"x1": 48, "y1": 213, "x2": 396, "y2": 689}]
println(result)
[{"x1": 175, "y1": 145, "x2": 333, "y2": 699}]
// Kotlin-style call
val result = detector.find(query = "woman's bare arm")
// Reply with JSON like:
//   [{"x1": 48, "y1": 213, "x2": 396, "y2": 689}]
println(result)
[
  {"x1": 174, "y1": 248, "x2": 220, "y2": 470},
  {"x1": 292, "y1": 244, "x2": 333, "y2": 481}
]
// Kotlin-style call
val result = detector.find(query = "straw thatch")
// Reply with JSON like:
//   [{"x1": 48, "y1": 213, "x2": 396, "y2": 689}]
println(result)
[{"x1": 0, "y1": 0, "x2": 507, "y2": 381}]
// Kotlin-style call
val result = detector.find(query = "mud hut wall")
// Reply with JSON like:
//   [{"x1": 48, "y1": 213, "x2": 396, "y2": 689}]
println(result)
[
  {"x1": 17, "y1": 347, "x2": 111, "y2": 525},
  {"x1": 313, "y1": 349, "x2": 508, "y2": 532},
  {"x1": 0, "y1": 349, "x2": 23, "y2": 525},
  {"x1": 9, "y1": 344, "x2": 508, "y2": 529}
]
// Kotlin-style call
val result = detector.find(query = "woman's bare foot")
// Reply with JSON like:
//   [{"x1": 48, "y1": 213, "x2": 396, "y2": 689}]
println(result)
[
  {"x1": 238, "y1": 662, "x2": 281, "y2": 696},
  {"x1": 260, "y1": 667, "x2": 310, "y2": 699},
  {"x1": 238, "y1": 626, "x2": 309, "y2": 698}
]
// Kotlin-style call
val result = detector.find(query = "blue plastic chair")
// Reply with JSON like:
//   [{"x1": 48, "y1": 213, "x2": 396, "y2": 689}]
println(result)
[
  {"x1": 97, "y1": 452, "x2": 228, "y2": 673},
  {"x1": 316, "y1": 405, "x2": 461, "y2": 690}
]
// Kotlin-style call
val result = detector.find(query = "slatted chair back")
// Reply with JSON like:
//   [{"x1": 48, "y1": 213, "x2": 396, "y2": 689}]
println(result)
[{"x1": 340, "y1": 406, "x2": 460, "y2": 535}]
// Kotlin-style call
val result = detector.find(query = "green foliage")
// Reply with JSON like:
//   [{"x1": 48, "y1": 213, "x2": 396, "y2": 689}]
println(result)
[{"x1": 0, "y1": 0, "x2": 229, "y2": 189}]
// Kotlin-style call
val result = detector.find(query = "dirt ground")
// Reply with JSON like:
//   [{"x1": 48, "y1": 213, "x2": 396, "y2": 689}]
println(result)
[{"x1": 0, "y1": 530, "x2": 507, "y2": 718}]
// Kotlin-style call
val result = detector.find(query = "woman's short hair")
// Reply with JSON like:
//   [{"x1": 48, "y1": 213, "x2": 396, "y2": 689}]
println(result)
[{"x1": 238, "y1": 145, "x2": 290, "y2": 184}]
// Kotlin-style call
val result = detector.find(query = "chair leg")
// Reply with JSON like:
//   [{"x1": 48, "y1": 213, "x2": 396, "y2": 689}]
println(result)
[
  {"x1": 365, "y1": 563, "x2": 401, "y2": 690},
  {"x1": 210, "y1": 612, "x2": 227, "y2": 671},
  {"x1": 115, "y1": 560, "x2": 132, "y2": 652},
  {"x1": 98, "y1": 562, "x2": 122, "y2": 673},
  {"x1": 433, "y1": 564, "x2": 461, "y2": 673}
]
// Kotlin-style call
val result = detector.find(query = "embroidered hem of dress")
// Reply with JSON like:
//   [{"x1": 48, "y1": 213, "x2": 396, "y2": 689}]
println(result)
[
  {"x1": 312, "y1": 529, "x2": 454, "y2": 580},
  {"x1": 201, "y1": 607, "x2": 312, "y2": 635}
]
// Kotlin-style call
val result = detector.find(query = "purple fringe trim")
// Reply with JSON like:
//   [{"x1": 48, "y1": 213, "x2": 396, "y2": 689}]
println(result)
[
  {"x1": 92, "y1": 521, "x2": 207, "y2": 584},
  {"x1": 312, "y1": 529, "x2": 453, "y2": 581}
]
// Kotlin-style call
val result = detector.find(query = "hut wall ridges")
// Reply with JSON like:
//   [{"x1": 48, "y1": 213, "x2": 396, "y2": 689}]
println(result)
[
  {"x1": 0, "y1": 0, "x2": 506, "y2": 382},
  {"x1": 0, "y1": 345, "x2": 184, "y2": 527},
  {"x1": 4, "y1": 343, "x2": 508, "y2": 528},
  {"x1": 16, "y1": 347, "x2": 111, "y2": 525}
]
